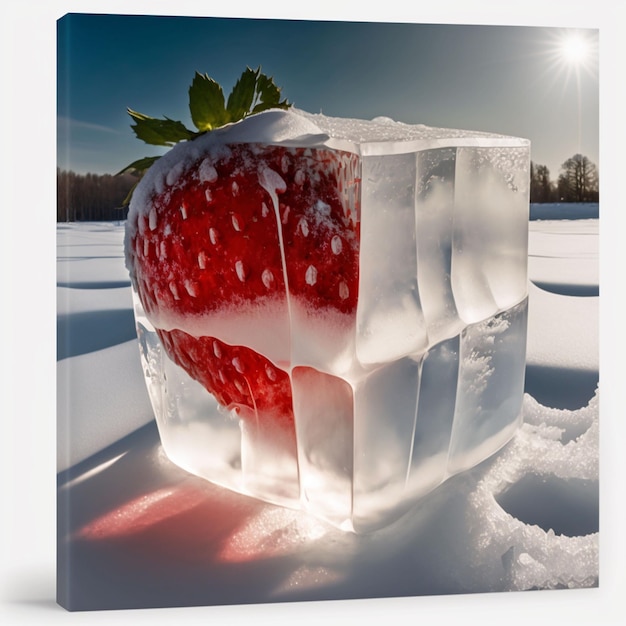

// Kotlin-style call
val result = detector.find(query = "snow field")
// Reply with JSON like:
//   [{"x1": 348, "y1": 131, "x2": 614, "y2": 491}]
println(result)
[{"x1": 56, "y1": 204, "x2": 599, "y2": 605}]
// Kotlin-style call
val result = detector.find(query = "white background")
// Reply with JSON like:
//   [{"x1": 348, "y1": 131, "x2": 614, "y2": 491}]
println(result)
[{"x1": 2, "y1": 0, "x2": 625, "y2": 623}]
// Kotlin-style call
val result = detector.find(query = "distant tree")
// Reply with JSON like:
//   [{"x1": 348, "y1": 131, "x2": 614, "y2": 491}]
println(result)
[
  {"x1": 57, "y1": 169, "x2": 136, "y2": 221},
  {"x1": 557, "y1": 154, "x2": 599, "y2": 202},
  {"x1": 530, "y1": 162, "x2": 556, "y2": 203}
]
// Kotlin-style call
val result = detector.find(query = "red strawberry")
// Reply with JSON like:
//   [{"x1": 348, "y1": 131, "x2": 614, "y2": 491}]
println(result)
[{"x1": 121, "y1": 69, "x2": 361, "y2": 429}]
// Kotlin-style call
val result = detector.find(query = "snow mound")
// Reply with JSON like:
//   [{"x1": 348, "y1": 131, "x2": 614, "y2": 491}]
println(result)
[{"x1": 464, "y1": 390, "x2": 599, "y2": 591}]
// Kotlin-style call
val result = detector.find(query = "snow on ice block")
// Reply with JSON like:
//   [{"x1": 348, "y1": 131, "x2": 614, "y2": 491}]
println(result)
[{"x1": 126, "y1": 108, "x2": 530, "y2": 532}]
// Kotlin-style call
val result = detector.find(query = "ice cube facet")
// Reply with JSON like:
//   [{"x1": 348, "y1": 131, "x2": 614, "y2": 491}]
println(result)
[{"x1": 128, "y1": 109, "x2": 530, "y2": 532}]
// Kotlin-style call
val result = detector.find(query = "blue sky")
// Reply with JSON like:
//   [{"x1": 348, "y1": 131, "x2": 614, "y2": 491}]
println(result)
[{"x1": 57, "y1": 14, "x2": 599, "y2": 179}]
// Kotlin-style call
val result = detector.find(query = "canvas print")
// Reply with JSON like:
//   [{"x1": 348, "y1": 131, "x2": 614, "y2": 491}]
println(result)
[{"x1": 57, "y1": 13, "x2": 599, "y2": 611}]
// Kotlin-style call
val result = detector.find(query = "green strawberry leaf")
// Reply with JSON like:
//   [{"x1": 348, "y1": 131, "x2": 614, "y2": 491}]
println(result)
[
  {"x1": 115, "y1": 155, "x2": 162, "y2": 177},
  {"x1": 116, "y1": 156, "x2": 163, "y2": 207},
  {"x1": 128, "y1": 109, "x2": 195, "y2": 146},
  {"x1": 120, "y1": 180, "x2": 140, "y2": 209},
  {"x1": 189, "y1": 72, "x2": 229, "y2": 131},
  {"x1": 252, "y1": 72, "x2": 290, "y2": 113},
  {"x1": 226, "y1": 66, "x2": 259, "y2": 122}
]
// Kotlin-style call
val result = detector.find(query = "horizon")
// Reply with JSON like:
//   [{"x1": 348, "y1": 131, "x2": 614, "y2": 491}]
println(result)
[{"x1": 57, "y1": 15, "x2": 599, "y2": 179}]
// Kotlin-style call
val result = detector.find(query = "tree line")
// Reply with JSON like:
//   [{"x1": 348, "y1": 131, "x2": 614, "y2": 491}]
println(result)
[
  {"x1": 56, "y1": 152, "x2": 599, "y2": 222},
  {"x1": 530, "y1": 154, "x2": 599, "y2": 203},
  {"x1": 57, "y1": 168, "x2": 135, "y2": 222}
]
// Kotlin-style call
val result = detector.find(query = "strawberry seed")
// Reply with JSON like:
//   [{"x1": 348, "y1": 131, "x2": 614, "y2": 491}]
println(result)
[
  {"x1": 261, "y1": 269, "x2": 275, "y2": 289},
  {"x1": 235, "y1": 260, "x2": 247, "y2": 282},
  {"x1": 331, "y1": 235, "x2": 343, "y2": 255},
  {"x1": 305, "y1": 265, "x2": 318, "y2": 286}
]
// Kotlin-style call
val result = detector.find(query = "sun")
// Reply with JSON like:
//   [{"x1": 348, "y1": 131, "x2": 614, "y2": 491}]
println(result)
[
  {"x1": 540, "y1": 29, "x2": 598, "y2": 88},
  {"x1": 559, "y1": 33, "x2": 591, "y2": 66}
]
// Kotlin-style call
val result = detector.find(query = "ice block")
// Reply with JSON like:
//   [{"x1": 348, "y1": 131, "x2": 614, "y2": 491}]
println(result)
[{"x1": 126, "y1": 108, "x2": 530, "y2": 532}]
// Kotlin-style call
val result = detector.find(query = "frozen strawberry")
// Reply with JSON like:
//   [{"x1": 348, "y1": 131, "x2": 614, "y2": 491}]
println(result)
[
  {"x1": 121, "y1": 68, "x2": 361, "y2": 427},
  {"x1": 157, "y1": 330, "x2": 295, "y2": 427}
]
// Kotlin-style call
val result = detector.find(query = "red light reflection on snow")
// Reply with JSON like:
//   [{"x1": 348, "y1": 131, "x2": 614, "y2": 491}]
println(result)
[
  {"x1": 77, "y1": 486, "x2": 192, "y2": 540},
  {"x1": 75, "y1": 479, "x2": 328, "y2": 566},
  {"x1": 75, "y1": 480, "x2": 264, "y2": 564}
]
